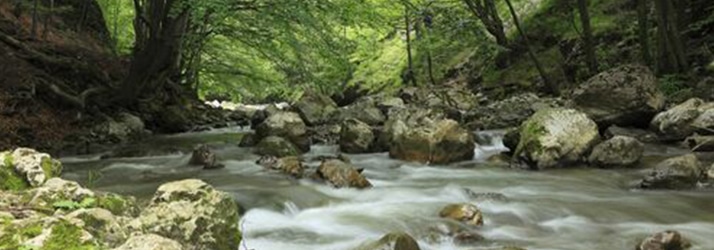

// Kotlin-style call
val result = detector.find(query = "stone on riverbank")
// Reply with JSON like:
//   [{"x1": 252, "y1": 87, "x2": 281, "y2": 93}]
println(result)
[
  {"x1": 129, "y1": 179, "x2": 241, "y2": 250},
  {"x1": 439, "y1": 203, "x2": 484, "y2": 227},
  {"x1": 255, "y1": 136, "x2": 303, "y2": 157},
  {"x1": 389, "y1": 118, "x2": 474, "y2": 164},
  {"x1": 651, "y1": 98, "x2": 714, "y2": 140},
  {"x1": 316, "y1": 160, "x2": 371, "y2": 189},
  {"x1": 354, "y1": 232, "x2": 421, "y2": 250},
  {"x1": 256, "y1": 111, "x2": 310, "y2": 152},
  {"x1": 0, "y1": 148, "x2": 62, "y2": 190},
  {"x1": 295, "y1": 92, "x2": 338, "y2": 126},
  {"x1": 113, "y1": 233, "x2": 183, "y2": 250},
  {"x1": 340, "y1": 118, "x2": 377, "y2": 154},
  {"x1": 636, "y1": 230, "x2": 691, "y2": 250}
]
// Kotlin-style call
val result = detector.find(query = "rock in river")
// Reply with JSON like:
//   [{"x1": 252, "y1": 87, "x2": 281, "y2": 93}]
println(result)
[
  {"x1": 640, "y1": 154, "x2": 705, "y2": 189},
  {"x1": 513, "y1": 108, "x2": 600, "y2": 169},
  {"x1": 587, "y1": 136, "x2": 644, "y2": 167}
]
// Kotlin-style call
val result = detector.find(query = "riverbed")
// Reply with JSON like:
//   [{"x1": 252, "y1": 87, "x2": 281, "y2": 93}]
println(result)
[{"x1": 59, "y1": 128, "x2": 714, "y2": 250}]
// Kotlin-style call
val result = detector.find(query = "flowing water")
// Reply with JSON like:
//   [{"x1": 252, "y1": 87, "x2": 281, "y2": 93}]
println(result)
[{"x1": 60, "y1": 128, "x2": 714, "y2": 250}]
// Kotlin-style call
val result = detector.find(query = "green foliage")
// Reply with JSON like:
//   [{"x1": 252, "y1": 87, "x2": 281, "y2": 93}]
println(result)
[
  {"x1": 85, "y1": 170, "x2": 103, "y2": 189},
  {"x1": 659, "y1": 75, "x2": 688, "y2": 96},
  {"x1": 96, "y1": 0, "x2": 135, "y2": 55},
  {"x1": 42, "y1": 220, "x2": 97, "y2": 250},
  {"x1": 52, "y1": 197, "x2": 97, "y2": 211}
]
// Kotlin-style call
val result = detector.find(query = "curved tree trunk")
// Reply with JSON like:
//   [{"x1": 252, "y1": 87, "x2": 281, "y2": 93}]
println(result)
[{"x1": 504, "y1": 0, "x2": 554, "y2": 94}]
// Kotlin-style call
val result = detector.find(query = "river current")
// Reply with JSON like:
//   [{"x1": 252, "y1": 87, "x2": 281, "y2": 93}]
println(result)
[{"x1": 59, "y1": 128, "x2": 714, "y2": 250}]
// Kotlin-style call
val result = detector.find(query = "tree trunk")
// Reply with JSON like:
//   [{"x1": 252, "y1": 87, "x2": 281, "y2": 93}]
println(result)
[
  {"x1": 462, "y1": 0, "x2": 509, "y2": 68},
  {"x1": 654, "y1": 0, "x2": 687, "y2": 73},
  {"x1": 504, "y1": 0, "x2": 554, "y2": 94},
  {"x1": 31, "y1": 0, "x2": 38, "y2": 38},
  {"x1": 637, "y1": 0, "x2": 653, "y2": 66},
  {"x1": 404, "y1": 6, "x2": 416, "y2": 86},
  {"x1": 118, "y1": 0, "x2": 191, "y2": 105},
  {"x1": 42, "y1": 0, "x2": 54, "y2": 40},
  {"x1": 576, "y1": 0, "x2": 598, "y2": 75}
]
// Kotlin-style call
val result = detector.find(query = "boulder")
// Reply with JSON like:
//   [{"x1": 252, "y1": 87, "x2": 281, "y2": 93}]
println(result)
[
  {"x1": 188, "y1": 144, "x2": 223, "y2": 169},
  {"x1": 376, "y1": 97, "x2": 406, "y2": 114},
  {"x1": 259, "y1": 156, "x2": 305, "y2": 178},
  {"x1": 156, "y1": 106, "x2": 192, "y2": 133},
  {"x1": 389, "y1": 119, "x2": 475, "y2": 164},
  {"x1": 66, "y1": 208, "x2": 128, "y2": 248},
  {"x1": 334, "y1": 99, "x2": 387, "y2": 126},
  {"x1": 636, "y1": 230, "x2": 691, "y2": 250},
  {"x1": 340, "y1": 119, "x2": 376, "y2": 154},
  {"x1": 438, "y1": 203, "x2": 484, "y2": 227},
  {"x1": 129, "y1": 179, "x2": 241, "y2": 250},
  {"x1": 255, "y1": 136, "x2": 303, "y2": 157},
  {"x1": 308, "y1": 124, "x2": 342, "y2": 145},
  {"x1": 684, "y1": 135, "x2": 714, "y2": 152},
  {"x1": 28, "y1": 178, "x2": 95, "y2": 209},
  {"x1": 113, "y1": 233, "x2": 183, "y2": 250},
  {"x1": 378, "y1": 107, "x2": 445, "y2": 150},
  {"x1": 650, "y1": 98, "x2": 714, "y2": 140},
  {"x1": 605, "y1": 125, "x2": 660, "y2": 143},
  {"x1": 316, "y1": 160, "x2": 371, "y2": 189},
  {"x1": 238, "y1": 133, "x2": 259, "y2": 147},
  {"x1": 571, "y1": 65, "x2": 665, "y2": 127},
  {"x1": 294, "y1": 92, "x2": 338, "y2": 126},
  {"x1": 640, "y1": 154, "x2": 705, "y2": 189},
  {"x1": 0, "y1": 148, "x2": 62, "y2": 189},
  {"x1": 467, "y1": 93, "x2": 564, "y2": 130},
  {"x1": 513, "y1": 108, "x2": 600, "y2": 169},
  {"x1": 354, "y1": 232, "x2": 421, "y2": 250},
  {"x1": 94, "y1": 113, "x2": 149, "y2": 143},
  {"x1": 256, "y1": 111, "x2": 310, "y2": 152},
  {"x1": 587, "y1": 136, "x2": 644, "y2": 167}
]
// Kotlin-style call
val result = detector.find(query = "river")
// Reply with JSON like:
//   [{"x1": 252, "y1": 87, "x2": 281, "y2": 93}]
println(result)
[{"x1": 59, "y1": 128, "x2": 714, "y2": 250}]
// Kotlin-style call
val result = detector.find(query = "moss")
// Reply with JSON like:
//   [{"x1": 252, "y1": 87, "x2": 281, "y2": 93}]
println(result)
[
  {"x1": 42, "y1": 220, "x2": 97, "y2": 250},
  {"x1": 1, "y1": 154, "x2": 30, "y2": 191},
  {"x1": 0, "y1": 220, "x2": 44, "y2": 250},
  {"x1": 97, "y1": 194, "x2": 138, "y2": 217},
  {"x1": 514, "y1": 115, "x2": 548, "y2": 157},
  {"x1": 40, "y1": 157, "x2": 62, "y2": 180}
]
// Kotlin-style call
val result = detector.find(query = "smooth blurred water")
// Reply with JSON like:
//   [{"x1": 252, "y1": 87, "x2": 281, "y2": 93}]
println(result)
[{"x1": 60, "y1": 129, "x2": 714, "y2": 250}]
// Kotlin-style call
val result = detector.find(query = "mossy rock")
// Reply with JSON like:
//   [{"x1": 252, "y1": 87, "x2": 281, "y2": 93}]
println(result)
[
  {"x1": 255, "y1": 136, "x2": 303, "y2": 157},
  {"x1": 42, "y1": 219, "x2": 98, "y2": 250},
  {"x1": 96, "y1": 193, "x2": 139, "y2": 217},
  {"x1": 0, "y1": 152, "x2": 30, "y2": 191},
  {"x1": 0, "y1": 217, "x2": 44, "y2": 250}
]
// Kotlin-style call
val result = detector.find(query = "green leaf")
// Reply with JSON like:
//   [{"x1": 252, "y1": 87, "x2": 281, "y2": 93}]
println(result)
[{"x1": 52, "y1": 200, "x2": 79, "y2": 210}]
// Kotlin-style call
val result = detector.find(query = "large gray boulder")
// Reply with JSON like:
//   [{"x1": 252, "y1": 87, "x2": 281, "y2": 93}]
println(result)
[
  {"x1": 588, "y1": 136, "x2": 644, "y2": 167},
  {"x1": 256, "y1": 111, "x2": 310, "y2": 152},
  {"x1": 571, "y1": 65, "x2": 665, "y2": 127},
  {"x1": 389, "y1": 119, "x2": 474, "y2": 164},
  {"x1": 339, "y1": 119, "x2": 376, "y2": 154},
  {"x1": 67, "y1": 208, "x2": 128, "y2": 248},
  {"x1": 129, "y1": 179, "x2": 241, "y2": 250},
  {"x1": 640, "y1": 154, "x2": 705, "y2": 189},
  {"x1": 333, "y1": 99, "x2": 387, "y2": 126},
  {"x1": 651, "y1": 98, "x2": 714, "y2": 140},
  {"x1": 94, "y1": 113, "x2": 149, "y2": 143},
  {"x1": 294, "y1": 92, "x2": 338, "y2": 126},
  {"x1": 513, "y1": 108, "x2": 600, "y2": 169},
  {"x1": 467, "y1": 93, "x2": 564, "y2": 130}
]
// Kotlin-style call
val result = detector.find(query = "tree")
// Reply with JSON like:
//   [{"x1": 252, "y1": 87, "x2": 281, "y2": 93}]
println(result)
[
  {"x1": 636, "y1": 0, "x2": 653, "y2": 66},
  {"x1": 462, "y1": 0, "x2": 508, "y2": 68},
  {"x1": 461, "y1": 0, "x2": 507, "y2": 48},
  {"x1": 503, "y1": 0, "x2": 553, "y2": 94},
  {"x1": 576, "y1": 0, "x2": 598, "y2": 75},
  {"x1": 404, "y1": 3, "x2": 416, "y2": 86},
  {"x1": 654, "y1": 0, "x2": 688, "y2": 73}
]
